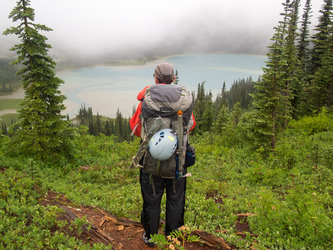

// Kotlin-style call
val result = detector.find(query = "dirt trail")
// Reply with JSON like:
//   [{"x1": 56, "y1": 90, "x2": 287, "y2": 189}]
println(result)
[{"x1": 41, "y1": 191, "x2": 242, "y2": 250}]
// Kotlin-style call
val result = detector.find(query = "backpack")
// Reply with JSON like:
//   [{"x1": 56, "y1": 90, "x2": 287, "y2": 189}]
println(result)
[{"x1": 141, "y1": 84, "x2": 194, "y2": 178}]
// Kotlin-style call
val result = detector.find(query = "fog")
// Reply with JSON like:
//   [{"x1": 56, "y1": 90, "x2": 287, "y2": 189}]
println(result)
[{"x1": 0, "y1": 0, "x2": 323, "y2": 59}]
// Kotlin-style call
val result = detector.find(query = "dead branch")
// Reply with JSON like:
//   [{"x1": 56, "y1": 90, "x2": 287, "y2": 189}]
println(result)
[{"x1": 192, "y1": 230, "x2": 231, "y2": 250}]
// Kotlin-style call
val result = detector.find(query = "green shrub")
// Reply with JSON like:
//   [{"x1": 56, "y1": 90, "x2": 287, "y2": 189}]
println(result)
[
  {"x1": 248, "y1": 186, "x2": 333, "y2": 249},
  {"x1": 0, "y1": 116, "x2": 332, "y2": 249},
  {"x1": 289, "y1": 108, "x2": 333, "y2": 135},
  {"x1": 0, "y1": 168, "x2": 110, "y2": 249}
]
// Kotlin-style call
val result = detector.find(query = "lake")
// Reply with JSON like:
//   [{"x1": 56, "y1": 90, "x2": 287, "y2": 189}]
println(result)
[{"x1": 57, "y1": 53, "x2": 266, "y2": 118}]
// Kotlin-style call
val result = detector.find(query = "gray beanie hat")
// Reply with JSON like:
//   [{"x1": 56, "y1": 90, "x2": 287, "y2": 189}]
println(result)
[{"x1": 154, "y1": 63, "x2": 174, "y2": 82}]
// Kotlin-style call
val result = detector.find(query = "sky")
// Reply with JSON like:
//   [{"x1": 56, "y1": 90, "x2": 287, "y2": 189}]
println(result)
[{"x1": 0, "y1": 0, "x2": 324, "y2": 57}]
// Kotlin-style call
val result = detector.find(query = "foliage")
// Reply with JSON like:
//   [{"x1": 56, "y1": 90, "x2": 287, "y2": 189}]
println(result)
[
  {"x1": 300, "y1": 0, "x2": 333, "y2": 115},
  {"x1": 0, "y1": 114, "x2": 332, "y2": 248},
  {"x1": 0, "y1": 58, "x2": 21, "y2": 93},
  {"x1": 192, "y1": 81, "x2": 206, "y2": 133},
  {"x1": 0, "y1": 0, "x2": 332, "y2": 249},
  {"x1": 0, "y1": 99, "x2": 21, "y2": 111},
  {"x1": 250, "y1": 13, "x2": 290, "y2": 150},
  {"x1": 226, "y1": 77, "x2": 255, "y2": 110},
  {"x1": 74, "y1": 104, "x2": 132, "y2": 142},
  {"x1": 0, "y1": 114, "x2": 18, "y2": 136},
  {"x1": 289, "y1": 108, "x2": 333, "y2": 134},
  {"x1": 0, "y1": 168, "x2": 109, "y2": 249},
  {"x1": 296, "y1": 0, "x2": 312, "y2": 70},
  {"x1": 2, "y1": 0, "x2": 76, "y2": 162},
  {"x1": 151, "y1": 226, "x2": 202, "y2": 250}
]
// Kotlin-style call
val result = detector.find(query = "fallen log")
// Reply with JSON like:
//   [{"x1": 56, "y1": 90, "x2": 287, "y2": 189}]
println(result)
[
  {"x1": 53, "y1": 202, "x2": 115, "y2": 247},
  {"x1": 236, "y1": 213, "x2": 256, "y2": 219},
  {"x1": 192, "y1": 230, "x2": 231, "y2": 250},
  {"x1": 236, "y1": 232, "x2": 259, "y2": 237}
]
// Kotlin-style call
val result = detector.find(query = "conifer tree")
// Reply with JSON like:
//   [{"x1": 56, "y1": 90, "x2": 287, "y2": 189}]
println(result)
[
  {"x1": 3, "y1": 0, "x2": 74, "y2": 161},
  {"x1": 297, "y1": 0, "x2": 312, "y2": 70},
  {"x1": 305, "y1": 0, "x2": 333, "y2": 113},
  {"x1": 115, "y1": 108, "x2": 124, "y2": 141},
  {"x1": 104, "y1": 119, "x2": 110, "y2": 136},
  {"x1": 226, "y1": 102, "x2": 243, "y2": 146},
  {"x1": 248, "y1": 0, "x2": 305, "y2": 150},
  {"x1": 109, "y1": 119, "x2": 115, "y2": 136},
  {"x1": 310, "y1": 36, "x2": 333, "y2": 110},
  {"x1": 174, "y1": 69, "x2": 179, "y2": 85},
  {"x1": 230, "y1": 102, "x2": 242, "y2": 127},
  {"x1": 227, "y1": 77, "x2": 255, "y2": 109},
  {"x1": 193, "y1": 81, "x2": 206, "y2": 131},
  {"x1": 95, "y1": 112, "x2": 102, "y2": 135},
  {"x1": 221, "y1": 81, "x2": 228, "y2": 108},
  {"x1": 249, "y1": 12, "x2": 289, "y2": 150},
  {"x1": 201, "y1": 91, "x2": 214, "y2": 132},
  {"x1": 310, "y1": 0, "x2": 333, "y2": 72},
  {"x1": 282, "y1": 0, "x2": 302, "y2": 120},
  {"x1": 214, "y1": 106, "x2": 229, "y2": 134},
  {"x1": 88, "y1": 117, "x2": 95, "y2": 135}
]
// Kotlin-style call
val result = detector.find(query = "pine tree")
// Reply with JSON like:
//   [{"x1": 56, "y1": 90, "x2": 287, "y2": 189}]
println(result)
[
  {"x1": 3, "y1": 0, "x2": 74, "y2": 161},
  {"x1": 282, "y1": 0, "x2": 302, "y2": 121},
  {"x1": 214, "y1": 106, "x2": 229, "y2": 134},
  {"x1": 201, "y1": 91, "x2": 214, "y2": 132},
  {"x1": 230, "y1": 102, "x2": 242, "y2": 127},
  {"x1": 193, "y1": 81, "x2": 206, "y2": 132},
  {"x1": 104, "y1": 119, "x2": 111, "y2": 136},
  {"x1": 221, "y1": 81, "x2": 228, "y2": 108},
  {"x1": 248, "y1": 0, "x2": 304, "y2": 150},
  {"x1": 297, "y1": 0, "x2": 312, "y2": 70},
  {"x1": 95, "y1": 112, "x2": 102, "y2": 135},
  {"x1": 227, "y1": 77, "x2": 255, "y2": 109},
  {"x1": 305, "y1": 0, "x2": 333, "y2": 113},
  {"x1": 225, "y1": 102, "x2": 243, "y2": 147},
  {"x1": 249, "y1": 10, "x2": 289, "y2": 150},
  {"x1": 88, "y1": 117, "x2": 94, "y2": 135},
  {"x1": 174, "y1": 69, "x2": 179, "y2": 85},
  {"x1": 115, "y1": 108, "x2": 124, "y2": 141},
  {"x1": 310, "y1": 0, "x2": 333, "y2": 72}
]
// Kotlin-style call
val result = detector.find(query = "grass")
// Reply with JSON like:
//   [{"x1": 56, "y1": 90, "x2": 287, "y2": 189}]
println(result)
[
  {"x1": 0, "y1": 112, "x2": 332, "y2": 249},
  {"x1": 0, "y1": 113, "x2": 18, "y2": 125},
  {"x1": 0, "y1": 99, "x2": 22, "y2": 111}
]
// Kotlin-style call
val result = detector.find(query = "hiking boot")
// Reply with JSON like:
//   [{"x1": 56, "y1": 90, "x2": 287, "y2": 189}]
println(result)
[{"x1": 142, "y1": 233, "x2": 156, "y2": 248}]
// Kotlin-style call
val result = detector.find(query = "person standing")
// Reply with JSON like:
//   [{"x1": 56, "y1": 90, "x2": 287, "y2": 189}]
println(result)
[{"x1": 129, "y1": 62, "x2": 195, "y2": 247}]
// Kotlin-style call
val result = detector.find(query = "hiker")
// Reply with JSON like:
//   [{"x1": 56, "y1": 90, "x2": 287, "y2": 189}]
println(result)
[{"x1": 129, "y1": 62, "x2": 196, "y2": 248}]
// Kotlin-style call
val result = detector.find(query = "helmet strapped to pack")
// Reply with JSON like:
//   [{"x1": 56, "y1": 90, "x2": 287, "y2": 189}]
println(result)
[{"x1": 148, "y1": 129, "x2": 177, "y2": 161}]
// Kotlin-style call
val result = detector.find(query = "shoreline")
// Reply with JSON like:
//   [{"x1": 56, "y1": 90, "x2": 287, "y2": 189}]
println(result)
[
  {"x1": 0, "y1": 87, "x2": 24, "y2": 100},
  {"x1": 1, "y1": 53, "x2": 265, "y2": 117},
  {"x1": 0, "y1": 109, "x2": 17, "y2": 116}
]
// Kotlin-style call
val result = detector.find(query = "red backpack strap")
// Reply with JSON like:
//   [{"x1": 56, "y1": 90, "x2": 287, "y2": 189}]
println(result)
[{"x1": 129, "y1": 102, "x2": 142, "y2": 137}]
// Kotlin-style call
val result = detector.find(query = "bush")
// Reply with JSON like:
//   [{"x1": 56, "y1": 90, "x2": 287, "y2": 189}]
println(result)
[{"x1": 289, "y1": 108, "x2": 333, "y2": 135}]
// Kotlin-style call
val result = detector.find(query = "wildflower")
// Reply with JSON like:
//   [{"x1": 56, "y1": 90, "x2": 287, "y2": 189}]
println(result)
[
  {"x1": 169, "y1": 244, "x2": 175, "y2": 250},
  {"x1": 272, "y1": 206, "x2": 276, "y2": 210},
  {"x1": 179, "y1": 226, "x2": 189, "y2": 231},
  {"x1": 173, "y1": 239, "x2": 181, "y2": 245}
]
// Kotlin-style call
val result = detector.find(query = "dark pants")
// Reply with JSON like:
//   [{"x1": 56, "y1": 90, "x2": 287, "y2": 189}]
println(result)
[{"x1": 140, "y1": 168, "x2": 186, "y2": 237}]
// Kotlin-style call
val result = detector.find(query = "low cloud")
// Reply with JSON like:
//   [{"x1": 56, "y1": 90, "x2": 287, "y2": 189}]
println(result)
[{"x1": 0, "y1": 0, "x2": 323, "y2": 59}]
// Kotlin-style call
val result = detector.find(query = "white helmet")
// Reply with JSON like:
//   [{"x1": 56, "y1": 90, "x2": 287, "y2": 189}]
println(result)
[{"x1": 148, "y1": 129, "x2": 178, "y2": 161}]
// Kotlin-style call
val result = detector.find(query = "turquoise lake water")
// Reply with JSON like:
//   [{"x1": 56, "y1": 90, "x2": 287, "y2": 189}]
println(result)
[{"x1": 57, "y1": 53, "x2": 266, "y2": 118}]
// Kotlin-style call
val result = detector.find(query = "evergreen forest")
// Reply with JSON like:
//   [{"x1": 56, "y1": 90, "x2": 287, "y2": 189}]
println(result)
[{"x1": 0, "y1": 0, "x2": 332, "y2": 249}]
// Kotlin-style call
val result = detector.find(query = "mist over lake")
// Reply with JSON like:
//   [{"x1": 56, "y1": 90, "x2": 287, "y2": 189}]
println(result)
[{"x1": 57, "y1": 54, "x2": 266, "y2": 118}]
